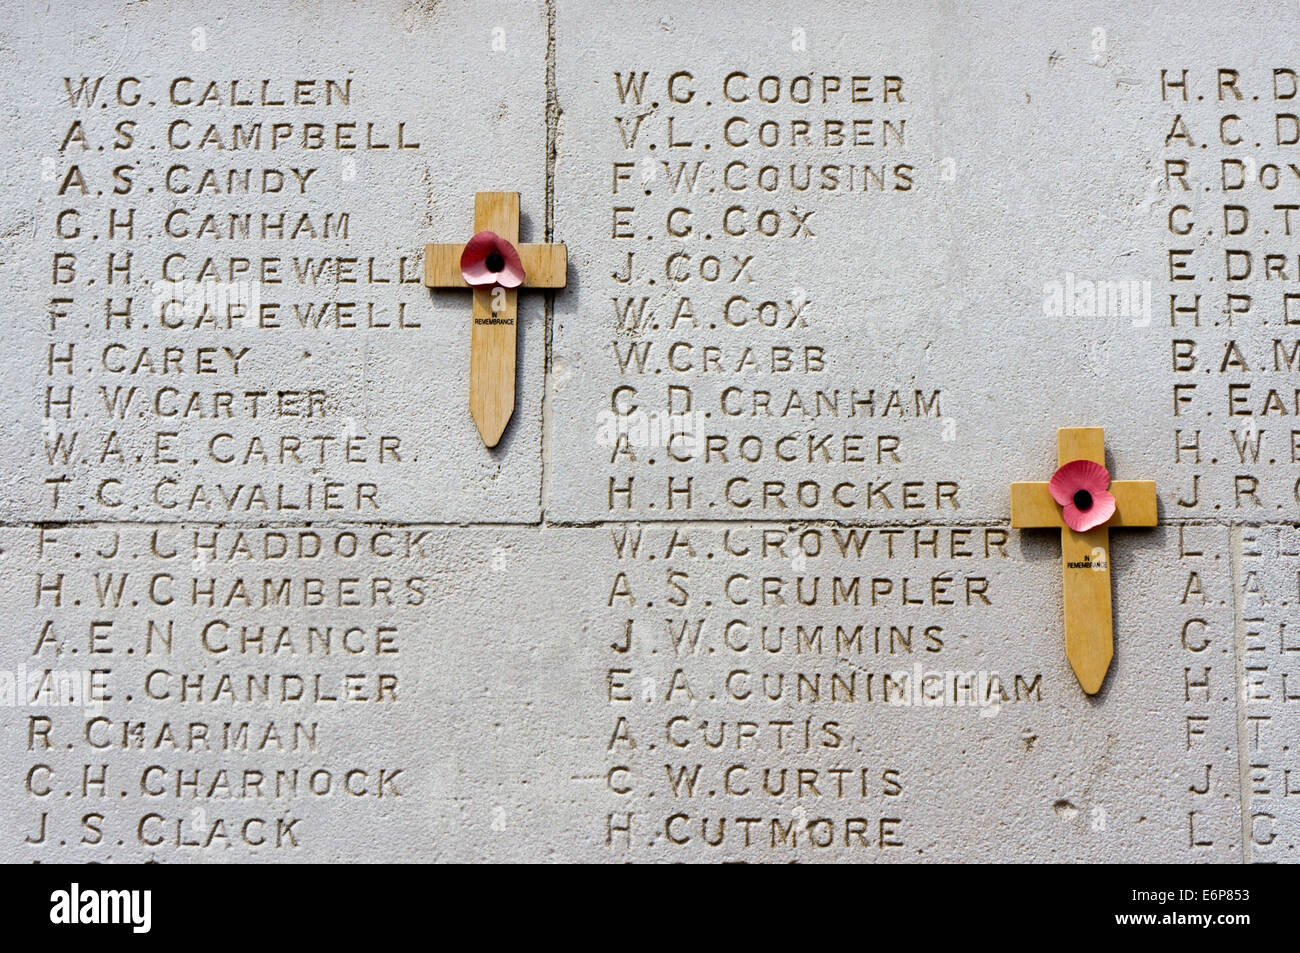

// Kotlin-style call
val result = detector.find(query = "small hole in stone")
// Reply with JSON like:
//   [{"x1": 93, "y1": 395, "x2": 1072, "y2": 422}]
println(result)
[
  {"x1": 485, "y1": 251, "x2": 505, "y2": 273},
  {"x1": 1073, "y1": 489, "x2": 1093, "y2": 511}
]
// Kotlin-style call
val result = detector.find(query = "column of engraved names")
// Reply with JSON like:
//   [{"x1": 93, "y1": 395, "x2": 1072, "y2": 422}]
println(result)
[
  {"x1": 1238, "y1": 525, "x2": 1300, "y2": 859},
  {"x1": 601, "y1": 69, "x2": 949, "y2": 520},
  {"x1": 1159, "y1": 66, "x2": 1299, "y2": 859},
  {"x1": 1161, "y1": 66, "x2": 1300, "y2": 518},
  {"x1": 596, "y1": 67, "x2": 1012, "y2": 857},
  {"x1": 602, "y1": 522, "x2": 1030, "y2": 857},
  {"x1": 20, "y1": 525, "x2": 414, "y2": 857},
  {"x1": 44, "y1": 74, "x2": 425, "y2": 522},
  {"x1": 1171, "y1": 524, "x2": 1239, "y2": 855},
  {"x1": 19, "y1": 72, "x2": 426, "y2": 858}
]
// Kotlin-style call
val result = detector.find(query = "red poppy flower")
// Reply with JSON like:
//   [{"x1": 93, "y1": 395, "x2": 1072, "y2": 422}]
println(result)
[
  {"x1": 1049, "y1": 459, "x2": 1116, "y2": 532},
  {"x1": 460, "y1": 230, "x2": 525, "y2": 288}
]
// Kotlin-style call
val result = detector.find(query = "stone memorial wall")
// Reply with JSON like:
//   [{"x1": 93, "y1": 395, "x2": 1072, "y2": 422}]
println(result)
[{"x1": 0, "y1": 0, "x2": 1295, "y2": 862}]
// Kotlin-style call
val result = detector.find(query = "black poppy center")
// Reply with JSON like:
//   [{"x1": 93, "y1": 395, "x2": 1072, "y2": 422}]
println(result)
[
  {"x1": 485, "y1": 251, "x2": 506, "y2": 273},
  {"x1": 1073, "y1": 489, "x2": 1093, "y2": 511}
]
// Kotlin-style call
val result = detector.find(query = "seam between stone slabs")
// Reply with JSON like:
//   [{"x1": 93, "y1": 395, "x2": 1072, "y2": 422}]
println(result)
[
  {"x1": 538, "y1": 0, "x2": 560, "y2": 522},
  {"x1": 5, "y1": 518, "x2": 1299, "y2": 530},
  {"x1": 1228, "y1": 523, "x2": 1252, "y2": 863}
]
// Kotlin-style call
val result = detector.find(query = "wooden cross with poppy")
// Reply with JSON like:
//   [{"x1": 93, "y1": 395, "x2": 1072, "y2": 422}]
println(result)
[
  {"x1": 424, "y1": 192, "x2": 567, "y2": 447},
  {"x1": 1010, "y1": 427, "x2": 1157, "y2": 694}
]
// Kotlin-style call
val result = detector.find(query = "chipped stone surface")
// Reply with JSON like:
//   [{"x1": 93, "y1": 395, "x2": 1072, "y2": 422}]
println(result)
[{"x1": 0, "y1": 0, "x2": 1294, "y2": 862}]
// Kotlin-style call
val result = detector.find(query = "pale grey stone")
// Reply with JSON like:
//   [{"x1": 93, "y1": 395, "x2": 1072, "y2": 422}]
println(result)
[
  {"x1": 0, "y1": 0, "x2": 1294, "y2": 864},
  {"x1": 0, "y1": 0, "x2": 550, "y2": 525}
]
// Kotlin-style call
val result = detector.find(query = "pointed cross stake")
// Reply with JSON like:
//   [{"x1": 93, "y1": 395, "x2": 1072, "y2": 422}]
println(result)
[
  {"x1": 1010, "y1": 427, "x2": 1157, "y2": 695},
  {"x1": 424, "y1": 192, "x2": 567, "y2": 447}
]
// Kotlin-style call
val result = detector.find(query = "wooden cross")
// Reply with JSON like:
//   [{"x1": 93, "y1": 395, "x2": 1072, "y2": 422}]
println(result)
[
  {"x1": 1010, "y1": 427, "x2": 1157, "y2": 695},
  {"x1": 424, "y1": 192, "x2": 567, "y2": 447}
]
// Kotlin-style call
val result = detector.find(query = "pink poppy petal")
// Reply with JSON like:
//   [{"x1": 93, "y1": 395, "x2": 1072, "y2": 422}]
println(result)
[
  {"x1": 462, "y1": 262, "x2": 498, "y2": 286},
  {"x1": 1049, "y1": 459, "x2": 1111, "y2": 506},
  {"x1": 494, "y1": 240, "x2": 526, "y2": 288},
  {"x1": 460, "y1": 230, "x2": 526, "y2": 288},
  {"x1": 461, "y1": 231, "x2": 497, "y2": 266},
  {"x1": 461, "y1": 232, "x2": 499, "y2": 285}
]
